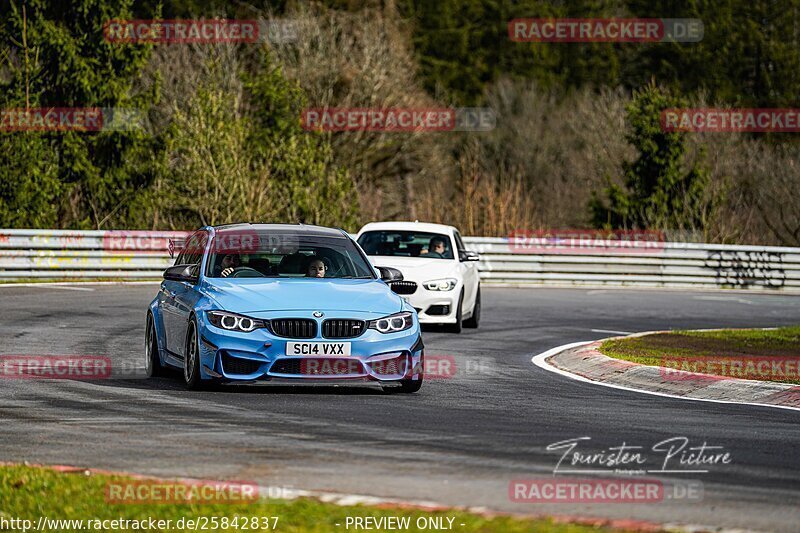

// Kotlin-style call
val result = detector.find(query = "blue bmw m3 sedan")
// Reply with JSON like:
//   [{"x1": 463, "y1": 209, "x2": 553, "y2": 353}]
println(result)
[{"x1": 145, "y1": 224, "x2": 424, "y2": 392}]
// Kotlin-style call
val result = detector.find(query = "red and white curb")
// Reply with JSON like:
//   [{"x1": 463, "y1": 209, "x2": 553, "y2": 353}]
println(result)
[{"x1": 532, "y1": 336, "x2": 800, "y2": 413}]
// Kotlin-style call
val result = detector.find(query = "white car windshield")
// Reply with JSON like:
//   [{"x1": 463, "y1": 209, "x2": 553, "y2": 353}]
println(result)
[{"x1": 358, "y1": 231, "x2": 454, "y2": 260}]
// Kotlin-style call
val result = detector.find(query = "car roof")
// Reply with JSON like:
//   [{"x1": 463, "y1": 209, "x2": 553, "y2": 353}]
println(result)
[
  {"x1": 210, "y1": 223, "x2": 348, "y2": 239},
  {"x1": 358, "y1": 221, "x2": 457, "y2": 235}
]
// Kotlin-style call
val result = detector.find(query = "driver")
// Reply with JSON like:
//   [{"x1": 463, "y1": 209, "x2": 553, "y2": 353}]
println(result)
[
  {"x1": 217, "y1": 254, "x2": 241, "y2": 277},
  {"x1": 306, "y1": 258, "x2": 327, "y2": 278},
  {"x1": 421, "y1": 237, "x2": 447, "y2": 258}
]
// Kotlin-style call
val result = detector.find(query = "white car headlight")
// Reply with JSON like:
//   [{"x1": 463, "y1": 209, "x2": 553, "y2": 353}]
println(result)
[
  {"x1": 423, "y1": 278, "x2": 457, "y2": 291},
  {"x1": 368, "y1": 312, "x2": 414, "y2": 333},
  {"x1": 207, "y1": 311, "x2": 266, "y2": 333}
]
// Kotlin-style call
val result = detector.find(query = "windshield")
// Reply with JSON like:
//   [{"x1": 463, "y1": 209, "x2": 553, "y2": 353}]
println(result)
[
  {"x1": 358, "y1": 230, "x2": 455, "y2": 260},
  {"x1": 205, "y1": 230, "x2": 375, "y2": 279}
]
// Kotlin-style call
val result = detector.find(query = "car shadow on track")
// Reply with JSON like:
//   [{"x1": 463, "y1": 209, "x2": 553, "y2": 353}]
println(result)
[
  {"x1": 420, "y1": 324, "x2": 481, "y2": 335},
  {"x1": 420, "y1": 324, "x2": 454, "y2": 333},
  {"x1": 83, "y1": 372, "x2": 398, "y2": 395}
]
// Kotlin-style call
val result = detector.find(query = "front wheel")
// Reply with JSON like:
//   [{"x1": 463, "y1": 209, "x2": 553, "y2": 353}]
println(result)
[
  {"x1": 145, "y1": 313, "x2": 166, "y2": 378},
  {"x1": 183, "y1": 319, "x2": 204, "y2": 390},
  {"x1": 463, "y1": 286, "x2": 481, "y2": 329},
  {"x1": 397, "y1": 375, "x2": 423, "y2": 393},
  {"x1": 445, "y1": 291, "x2": 463, "y2": 334}
]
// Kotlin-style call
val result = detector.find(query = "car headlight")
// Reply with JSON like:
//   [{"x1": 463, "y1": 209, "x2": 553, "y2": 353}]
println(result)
[
  {"x1": 423, "y1": 278, "x2": 457, "y2": 291},
  {"x1": 207, "y1": 311, "x2": 267, "y2": 333},
  {"x1": 368, "y1": 312, "x2": 414, "y2": 333}
]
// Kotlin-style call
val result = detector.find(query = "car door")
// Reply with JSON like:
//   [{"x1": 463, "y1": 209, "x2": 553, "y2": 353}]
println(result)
[
  {"x1": 161, "y1": 231, "x2": 206, "y2": 356},
  {"x1": 453, "y1": 230, "x2": 479, "y2": 311},
  {"x1": 170, "y1": 264, "x2": 202, "y2": 358},
  {"x1": 160, "y1": 261, "x2": 184, "y2": 356}
]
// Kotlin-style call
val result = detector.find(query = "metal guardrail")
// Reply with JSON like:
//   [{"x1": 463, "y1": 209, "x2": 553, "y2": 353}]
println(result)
[
  {"x1": 468, "y1": 236, "x2": 800, "y2": 291},
  {"x1": 0, "y1": 230, "x2": 184, "y2": 280},
  {"x1": 1, "y1": 229, "x2": 799, "y2": 291}
]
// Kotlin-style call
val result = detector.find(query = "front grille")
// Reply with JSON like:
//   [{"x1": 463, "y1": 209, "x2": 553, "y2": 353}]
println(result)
[
  {"x1": 221, "y1": 353, "x2": 263, "y2": 375},
  {"x1": 322, "y1": 319, "x2": 366, "y2": 339},
  {"x1": 269, "y1": 358, "x2": 364, "y2": 376},
  {"x1": 389, "y1": 280, "x2": 417, "y2": 295},
  {"x1": 269, "y1": 319, "x2": 316, "y2": 339}
]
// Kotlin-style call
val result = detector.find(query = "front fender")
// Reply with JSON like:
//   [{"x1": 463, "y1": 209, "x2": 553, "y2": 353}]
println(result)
[{"x1": 148, "y1": 296, "x2": 167, "y2": 368}]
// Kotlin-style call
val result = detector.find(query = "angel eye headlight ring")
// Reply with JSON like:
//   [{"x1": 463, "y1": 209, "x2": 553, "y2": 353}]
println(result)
[
  {"x1": 207, "y1": 311, "x2": 266, "y2": 333},
  {"x1": 368, "y1": 312, "x2": 414, "y2": 333}
]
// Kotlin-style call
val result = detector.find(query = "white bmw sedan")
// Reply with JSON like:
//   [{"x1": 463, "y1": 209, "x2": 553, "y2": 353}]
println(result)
[{"x1": 356, "y1": 222, "x2": 481, "y2": 333}]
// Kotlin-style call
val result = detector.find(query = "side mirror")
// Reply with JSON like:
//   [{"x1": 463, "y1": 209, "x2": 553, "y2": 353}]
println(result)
[
  {"x1": 459, "y1": 250, "x2": 480, "y2": 262},
  {"x1": 163, "y1": 264, "x2": 198, "y2": 283},
  {"x1": 377, "y1": 266, "x2": 404, "y2": 282}
]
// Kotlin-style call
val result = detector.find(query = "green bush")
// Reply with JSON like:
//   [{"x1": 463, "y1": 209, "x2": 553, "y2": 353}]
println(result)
[{"x1": 590, "y1": 83, "x2": 715, "y2": 232}]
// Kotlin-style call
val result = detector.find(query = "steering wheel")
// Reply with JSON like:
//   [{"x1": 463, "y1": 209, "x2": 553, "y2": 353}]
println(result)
[{"x1": 227, "y1": 266, "x2": 265, "y2": 278}]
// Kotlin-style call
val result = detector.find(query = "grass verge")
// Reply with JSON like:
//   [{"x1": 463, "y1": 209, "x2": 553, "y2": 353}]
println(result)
[
  {"x1": 0, "y1": 465, "x2": 616, "y2": 532},
  {"x1": 599, "y1": 326, "x2": 800, "y2": 384}
]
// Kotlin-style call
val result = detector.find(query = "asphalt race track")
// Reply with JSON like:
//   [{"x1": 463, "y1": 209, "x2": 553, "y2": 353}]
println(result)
[{"x1": 1, "y1": 285, "x2": 799, "y2": 531}]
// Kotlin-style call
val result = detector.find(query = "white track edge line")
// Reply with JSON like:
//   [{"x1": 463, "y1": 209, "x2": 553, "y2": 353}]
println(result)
[
  {"x1": 531, "y1": 341, "x2": 800, "y2": 414},
  {"x1": 0, "y1": 281, "x2": 159, "y2": 288}
]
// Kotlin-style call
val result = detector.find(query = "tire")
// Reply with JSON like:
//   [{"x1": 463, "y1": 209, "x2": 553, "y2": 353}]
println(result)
[
  {"x1": 145, "y1": 313, "x2": 166, "y2": 378},
  {"x1": 445, "y1": 291, "x2": 463, "y2": 333},
  {"x1": 463, "y1": 286, "x2": 481, "y2": 329},
  {"x1": 383, "y1": 353, "x2": 424, "y2": 393},
  {"x1": 397, "y1": 373, "x2": 423, "y2": 393},
  {"x1": 183, "y1": 318, "x2": 204, "y2": 390}
]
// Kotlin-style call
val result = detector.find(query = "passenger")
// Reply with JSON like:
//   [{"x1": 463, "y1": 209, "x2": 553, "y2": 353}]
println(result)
[{"x1": 306, "y1": 258, "x2": 327, "y2": 278}]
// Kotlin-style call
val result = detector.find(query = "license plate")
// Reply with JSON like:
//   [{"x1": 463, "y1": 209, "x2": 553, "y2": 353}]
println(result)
[{"x1": 286, "y1": 342, "x2": 351, "y2": 356}]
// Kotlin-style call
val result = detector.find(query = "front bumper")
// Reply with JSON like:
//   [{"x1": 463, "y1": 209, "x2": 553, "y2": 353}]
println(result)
[
  {"x1": 396, "y1": 285, "x2": 460, "y2": 324},
  {"x1": 196, "y1": 313, "x2": 423, "y2": 383}
]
